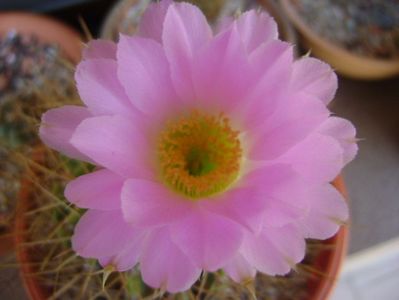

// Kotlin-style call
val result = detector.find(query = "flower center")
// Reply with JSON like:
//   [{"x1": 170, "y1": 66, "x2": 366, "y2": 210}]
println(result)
[{"x1": 157, "y1": 111, "x2": 242, "y2": 199}]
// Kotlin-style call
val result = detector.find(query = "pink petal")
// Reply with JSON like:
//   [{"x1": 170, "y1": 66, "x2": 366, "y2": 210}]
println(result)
[
  {"x1": 72, "y1": 210, "x2": 134, "y2": 258},
  {"x1": 117, "y1": 35, "x2": 180, "y2": 116},
  {"x1": 296, "y1": 183, "x2": 348, "y2": 239},
  {"x1": 224, "y1": 253, "x2": 256, "y2": 283},
  {"x1": 249, "y1": 40, "x2": 293, "y2": 82},
  {"x1": 317, "y1": 117, "x2": 358, "y2": 165},
  {"x1": 279, "y1": 133, "x2": 344, "y2": 183},
  {"x1": 242, "y1": 225, "x2": 305, "y2": 275},
  {"x1": 99, "y1": 229, "x2": 146, "y2": 271},
  {"x1": 140, "y1": 227, "x2": 201, "y2": 293},
  {"x1": 249, "y1": 40, "x2": 294, "y2": 82},
  {"x1": 291, "y1": 57, "x2": 338, "y2": 105},
  {"x1": 75, "y1": 58, "x2": 136, "y2": 118},
  {"x1": 162, "y1": 2, "x2": 212, "y2": 102},
  {"x1": 121, "y1": 179, "x2": 193, "y2": 227},
  {"x1": 39, "y1": 105, "x2": 92, "y2": 162},
  {"x1": 70, "y1": 115, "x2": 152, "y2": 179},
  {"x1": 235, "y1": 10, "x2": 278, "y2": 54},
  {"x1": 83, "y1": 40, "x2": 117, "y2": 60},
  {"x1": 137, "y1": 0, "x2": 173, "y2": 43},
  {"x1": 170, "y1": 210, "x2": 243, "y2": 271},
  {"x1": 202, "y1": 165, "x2": 300, "y2": 232},
  {"x1": 249, "y1": 94, "x2": 330, "y2": 160},
  {"x1": 200, "y1": 187, "x2": 265, "y2": 233},
  {"x1": 191, "y1": 24, "x2": 252, "y2": 111},
  {"x1": 214, "y1": 15, "x2": 234, "y2": 35},
  {"x1": 244, "y1": 164, "x2": 310, "y2": 227},
  {"x1": 239, "y1": 40, "x2": 293, "y2": 128},
  {"x1": 65, "y1": 169, "x2": 124, "y2": 210}
]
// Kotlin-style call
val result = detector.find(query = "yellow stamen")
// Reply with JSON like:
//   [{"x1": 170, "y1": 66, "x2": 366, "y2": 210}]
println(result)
[{"x1": 157, "y1": 110, "x2": 242, "y2": 199}]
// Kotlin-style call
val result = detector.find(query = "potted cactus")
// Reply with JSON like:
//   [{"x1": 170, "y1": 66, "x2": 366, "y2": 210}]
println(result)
[{"x1": 8, "y1": 1, "x2": 357, "y2": 300}]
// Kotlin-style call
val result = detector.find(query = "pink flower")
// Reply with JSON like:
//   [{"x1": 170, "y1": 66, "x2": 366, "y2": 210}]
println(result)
[{"x1": 39, "y1": 0, "x2": 357, "y2": 292}]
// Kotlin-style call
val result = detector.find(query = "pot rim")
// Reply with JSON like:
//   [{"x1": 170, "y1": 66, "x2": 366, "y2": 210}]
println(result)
[
  {"x1": 280, "y1": 0, "x2": 399, "y2": 79},
  {"x1": 0, "y1": 11, "x2": 82, "y2": 63},
  {"x1": 309, "y1": 176, "x2": 349, "y2": 300}
]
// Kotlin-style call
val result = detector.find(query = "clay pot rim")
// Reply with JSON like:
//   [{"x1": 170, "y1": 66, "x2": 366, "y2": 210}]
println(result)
[
  {"x1": 310, "y1": 176, "x2": 349, "y2": 300},
  {"x1": 280, "y1": 0, "x2": 399, "y2": 79},
  {"x1": 0, "y1": 11, "x2": 82, "y2": 63},
  {"x1": 15, "y1": 147, "x2": 49, "y2": 300},
  {"x1": 313, "y1": 228, "x2": 348, "y2": 300},
  {"x1": 15, "y1": 179, "x2": 48, "y2": 300}
]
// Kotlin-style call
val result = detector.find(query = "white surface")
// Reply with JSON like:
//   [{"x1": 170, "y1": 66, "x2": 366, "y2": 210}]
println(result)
[{"x1": 331, "y1": 237, "x2": 399, "y2": 300}]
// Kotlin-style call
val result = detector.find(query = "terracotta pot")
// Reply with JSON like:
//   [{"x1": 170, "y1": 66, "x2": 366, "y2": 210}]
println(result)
[
  {"x1": 0, "y1": 13, "x2": 81, "y2": 256},
  {"x1": 0, "y1": 12, "x2": 82, "y2": 63},
  {"x1": 0, "y1": 229, "x2": 14, "y2": 255},
  {"x1": 280, "y1": 0, "x2": 399, "y2": 80},
  {"x1": 15, "y1": 173, "x2": 348, "y2": 300}
]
